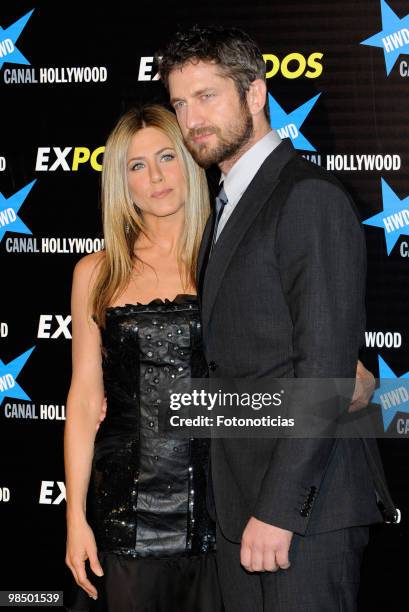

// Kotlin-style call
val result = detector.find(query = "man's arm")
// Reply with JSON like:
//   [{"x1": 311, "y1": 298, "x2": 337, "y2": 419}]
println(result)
[{"x1": 241, "y1": 177, "x2": 366, "y2": 571}]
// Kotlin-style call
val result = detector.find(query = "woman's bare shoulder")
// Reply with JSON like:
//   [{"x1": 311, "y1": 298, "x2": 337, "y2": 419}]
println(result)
[
  {"x1": 71, "y1": 251, "x2": 106, "y2": 308},
  {"x1": 73, "y1": 250, "x2": 106, "y2": 280}
]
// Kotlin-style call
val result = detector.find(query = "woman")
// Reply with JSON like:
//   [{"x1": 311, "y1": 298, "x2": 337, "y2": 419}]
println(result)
[{"x1": 64, "y1": 105, "x2": 224, "y2": 611}]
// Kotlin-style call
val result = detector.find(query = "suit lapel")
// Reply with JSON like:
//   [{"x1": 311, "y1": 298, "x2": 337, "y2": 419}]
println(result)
[
  {"x1": 196, "y1": 166, "x2": 221, "y2": 293},
  {"x1": 197, "y1": 212, "x2": 214, "y2": 295},
  {"x1": 200, "y1": 138, "x2": 296, "y2": 335}
]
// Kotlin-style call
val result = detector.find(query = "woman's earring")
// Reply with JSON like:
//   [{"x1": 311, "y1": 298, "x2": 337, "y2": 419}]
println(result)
[{"x1": 125, "y1": 223, "x2": 130, "y2": 235}]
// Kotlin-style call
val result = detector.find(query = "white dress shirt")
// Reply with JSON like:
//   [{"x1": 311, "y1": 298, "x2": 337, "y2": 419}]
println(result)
[{"x1": 215, "y1": 129, "x2": 282, "y2": 242}]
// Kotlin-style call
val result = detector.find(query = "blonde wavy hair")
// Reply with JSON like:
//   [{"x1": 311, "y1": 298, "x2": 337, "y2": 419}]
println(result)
[{"x1": 90, "y1": 105, "x2": 210, "y2": 328}]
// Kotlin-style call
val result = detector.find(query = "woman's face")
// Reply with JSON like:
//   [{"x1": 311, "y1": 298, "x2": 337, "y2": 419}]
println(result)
[{"x1": 126, "y1": 126, "x2": 186, "y2": 219}]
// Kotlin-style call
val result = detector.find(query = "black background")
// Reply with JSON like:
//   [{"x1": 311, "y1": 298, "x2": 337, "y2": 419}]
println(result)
[{"x1": 1, "y1": 2, "x2": 408, "y2": 609}]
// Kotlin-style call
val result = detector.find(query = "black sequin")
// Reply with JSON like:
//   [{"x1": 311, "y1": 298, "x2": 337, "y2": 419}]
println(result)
[{"x1": 87, "y1": 294, "x2": 216, "y2": 558}]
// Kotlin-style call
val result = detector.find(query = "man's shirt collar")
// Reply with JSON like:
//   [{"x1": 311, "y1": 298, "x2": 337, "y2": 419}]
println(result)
[{"x1": 219, "y1": 129, "x2": 282, "y2": 203}]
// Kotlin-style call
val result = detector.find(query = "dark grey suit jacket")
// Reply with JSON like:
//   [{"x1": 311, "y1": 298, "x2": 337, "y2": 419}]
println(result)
[{"x1": 197, "y1": 138, "x2": 393, "y2": 543}]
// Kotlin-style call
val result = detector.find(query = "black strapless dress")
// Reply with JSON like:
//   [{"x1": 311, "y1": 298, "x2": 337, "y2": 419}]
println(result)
[{"x1": 65, "y1": 295, "x2": 223, "y2": 612}]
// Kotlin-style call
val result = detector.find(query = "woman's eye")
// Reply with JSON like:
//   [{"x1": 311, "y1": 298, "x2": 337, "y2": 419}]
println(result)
[
  {"x1": 131, "y1": 162, "x2": 144, "y2": 171},
  {"x1": 161, "y1": 153, "x2": 175, "y2": 162}
]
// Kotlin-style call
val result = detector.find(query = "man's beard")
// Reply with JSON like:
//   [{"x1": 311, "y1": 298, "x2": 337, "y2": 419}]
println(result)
[{"x1": 185, "y1": 102, "x2": 254, "y2": 169}]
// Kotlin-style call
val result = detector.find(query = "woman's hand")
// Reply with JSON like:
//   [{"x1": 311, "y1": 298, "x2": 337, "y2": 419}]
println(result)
[
  {"x1": 349, "y1": 359, "x2": 376, "y2": 413},
  {"x1": 65, "y1": 517, "x2": 104, "y2": 600},
  {"x1": 96, "y1": 397, "x2": 107, "y2": 432}
]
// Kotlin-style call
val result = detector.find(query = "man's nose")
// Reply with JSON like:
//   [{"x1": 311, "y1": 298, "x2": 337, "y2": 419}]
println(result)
[{"x1": 184, "y1": 102, "x2": 205, "y2": 130}]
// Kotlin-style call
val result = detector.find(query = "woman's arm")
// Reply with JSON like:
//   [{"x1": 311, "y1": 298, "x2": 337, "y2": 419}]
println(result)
[{"x1": 64, "y1": 252, "x2": 105, "y2": 600}]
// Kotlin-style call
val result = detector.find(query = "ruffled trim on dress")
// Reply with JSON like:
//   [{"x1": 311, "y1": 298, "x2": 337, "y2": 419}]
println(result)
[{"x1": 105, "y1": 294, "x2": 198, "y2": 316}]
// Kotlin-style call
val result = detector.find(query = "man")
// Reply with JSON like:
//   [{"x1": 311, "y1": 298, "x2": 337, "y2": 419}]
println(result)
[{"x1": 145, "y1": 25, "x2": 396, "y2": 611}]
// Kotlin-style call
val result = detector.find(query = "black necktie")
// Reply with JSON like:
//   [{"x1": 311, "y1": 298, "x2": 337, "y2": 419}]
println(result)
[{"x1": 210, "y1": 183, "x2": 228, "y2": 255}]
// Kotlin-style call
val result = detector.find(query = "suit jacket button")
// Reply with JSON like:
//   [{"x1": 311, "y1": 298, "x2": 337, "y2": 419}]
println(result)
[{"x1": 208, "y1": 361, "x2": 218, "y2": 371}]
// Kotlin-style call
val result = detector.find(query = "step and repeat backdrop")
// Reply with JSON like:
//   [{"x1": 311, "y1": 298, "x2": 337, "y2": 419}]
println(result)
[{"x1": 1, "y1": 1, "x2": 409, "y2": 609}]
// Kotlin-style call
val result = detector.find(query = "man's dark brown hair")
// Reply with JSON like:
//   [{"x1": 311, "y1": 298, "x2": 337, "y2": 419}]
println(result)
[{"x1": 155, "y1": 25, "x2": 270, "y2": 121}]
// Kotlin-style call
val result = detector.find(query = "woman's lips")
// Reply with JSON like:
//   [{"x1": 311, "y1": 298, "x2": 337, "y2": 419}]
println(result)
[{"x1": 151, "y1": 188, "x2": 173, "y2": 198}]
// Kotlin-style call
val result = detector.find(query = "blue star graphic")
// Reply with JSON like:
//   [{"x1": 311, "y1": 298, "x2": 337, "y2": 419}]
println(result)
[
  {"x1": 372, "y1": 355, "x2": 409, "y2": 431},
  {"x1": 0, "y1": 179, "x2": 36, "y2": 242},
  {"x1": 268, "y1": 92, "x2": 321, "y2": 152},
  {"x1": 0, "y1": 9, "x2": 34, "y2": 70},
  {"x1": 362, "y1": 179, "x2": 409, "y2": 255},
  {"x1": 0, "y1": 347, "x2": 35, "y2": 406},
  {"x1": 361, "y1": 0, "x2": 409, "y2": 75}
]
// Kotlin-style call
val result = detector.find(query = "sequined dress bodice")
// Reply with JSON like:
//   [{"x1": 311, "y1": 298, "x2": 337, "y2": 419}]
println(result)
[{"x1": 88, "y1": 295, "x2": 216, "y2": 558}]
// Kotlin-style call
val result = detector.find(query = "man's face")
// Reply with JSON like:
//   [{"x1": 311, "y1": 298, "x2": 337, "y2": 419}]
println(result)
[{"x1": 168, "y1": 60, "x2": 253, "y2": 168}]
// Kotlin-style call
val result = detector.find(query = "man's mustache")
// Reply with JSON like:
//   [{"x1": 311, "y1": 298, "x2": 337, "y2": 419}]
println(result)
[{"x1": 187, "y1": 126, "x2": 220, "y2": 141}]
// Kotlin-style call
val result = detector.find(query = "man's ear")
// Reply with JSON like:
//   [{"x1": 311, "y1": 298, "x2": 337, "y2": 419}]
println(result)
[{"x1": 246, "y1": 79, "x2": 267, "y2": 116}]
